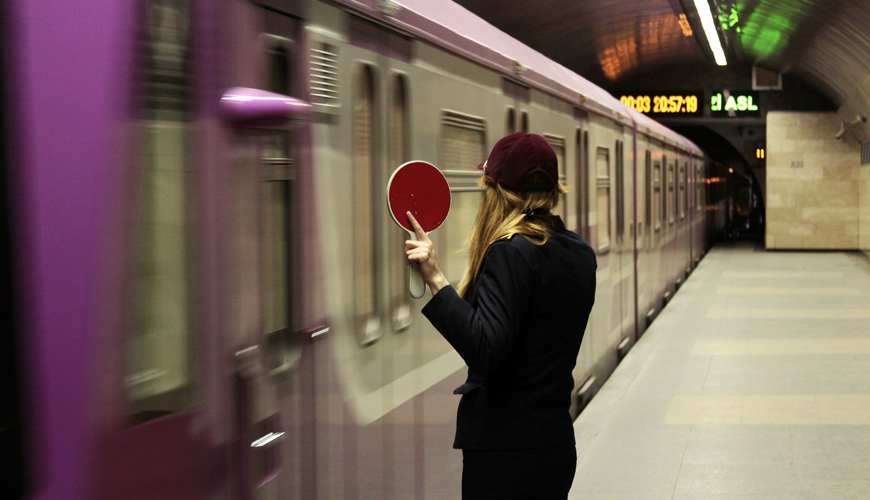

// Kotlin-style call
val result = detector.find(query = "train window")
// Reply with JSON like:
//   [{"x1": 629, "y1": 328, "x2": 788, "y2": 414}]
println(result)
[
  {"x1": 667, "y1": 161, "x2": 675, "y2": 226},
  {"x1": 261, "y1": 36, "x2": 299, "y2": 374},
  {"x1": 695, "y1": 164, "x2": 703, "y2": 212},
  {"x1": 353, "y1": 65, "x2": 380, "y2": 345},
  {"x1": 576, "y1": 129, "x2": 589, "y2": 239},
  {"x1": 653, "y1": 160, "x2": 662, "y2": 232},
  {"x1": 126, "y1": 0, "x2": 196, "y2": 424},
  {"x1": 544, "y1": 134, "x2": 567, "y2": 220},
  {"x1": 506, "y1": 108, "x2": 516, "y2": 135},
  {"x1": 441, "y1": 111, "x2": 486, "y2": 170},
  {"x1": 520, "y1": 111, "x2": 529, "y2": 132},
  {"x1": 262, "y1": 178, "x2": 296, "y2": 365},
  {"x1": 679, "y1": 162, "x2": 687, "y2": 220},
  {"x1": 389, "y1": 74, "x2": 411, "y2": 331},
  {"x1": 266, "y1": 43, "x2": 290, "y2": 96},
  {"x1": 440, "y1": 111, "x2": 486, "y2": 282},
  {"x1": 441, "y1": 190, "x2": 484, "y2": 285},
  {"x1": 262, "y1": 38, "x2": 293, "y2": 160},
  {"x1": 596, "y1": 148, "x2": 611, "y2": 252},
  {"x1": 614, "y1": 140, "x2": 624, "y2": 243}
]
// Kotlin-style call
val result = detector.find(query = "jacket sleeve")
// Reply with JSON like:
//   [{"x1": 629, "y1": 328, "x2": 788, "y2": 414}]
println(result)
[{"x1": 422, "y1": 240, "x2": 534, "y2": 377}]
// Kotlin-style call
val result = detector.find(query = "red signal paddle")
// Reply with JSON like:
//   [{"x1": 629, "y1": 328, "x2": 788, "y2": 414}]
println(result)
[{"x1": 387, "y1": 161, "x2": 452, "y2": 298}]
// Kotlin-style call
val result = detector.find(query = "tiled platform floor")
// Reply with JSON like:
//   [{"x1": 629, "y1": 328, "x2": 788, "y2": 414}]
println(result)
[{"x1": 569, "y1": 242, "x2": 870, "y2": 499}]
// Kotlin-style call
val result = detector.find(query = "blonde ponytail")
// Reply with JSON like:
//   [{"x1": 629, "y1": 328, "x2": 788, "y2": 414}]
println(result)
[{"x1": 457, "y1": 174, "x2": 568, "y2": 298}]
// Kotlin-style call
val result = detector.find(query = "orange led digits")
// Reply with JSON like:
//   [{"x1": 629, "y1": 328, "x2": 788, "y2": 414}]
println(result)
[{"x1": 620, "y1": 94, "x2": 702, "y2": 115}]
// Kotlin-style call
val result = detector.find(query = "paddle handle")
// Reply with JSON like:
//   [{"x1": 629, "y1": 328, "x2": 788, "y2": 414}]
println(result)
[{"x1": 408, "y1": 232, "x2": 426, "y2": 299}]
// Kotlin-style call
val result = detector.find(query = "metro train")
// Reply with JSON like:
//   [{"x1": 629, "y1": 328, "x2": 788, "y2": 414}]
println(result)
[{"x1": 1, "y1": 0, "x2": 721, "y2": 498}]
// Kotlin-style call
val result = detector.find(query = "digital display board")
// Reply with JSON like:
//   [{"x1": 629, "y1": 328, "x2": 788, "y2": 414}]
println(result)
[
  {"x1": 710, "y1": 91, "x2": 760, "y2": 117},
  {"x1": 620, "y1": 94, "x2": 702, "y2": 116},
  {"x1": 621, "y1": 91, "x2": 763, "y2": 118}
]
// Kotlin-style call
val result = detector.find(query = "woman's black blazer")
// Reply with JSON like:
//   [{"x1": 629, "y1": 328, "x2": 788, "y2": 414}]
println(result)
[{"x1": 422, "y1": 220, "x2": 597, "y2": 450}]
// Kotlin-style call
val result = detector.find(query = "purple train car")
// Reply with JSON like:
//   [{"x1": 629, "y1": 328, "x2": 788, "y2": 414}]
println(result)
[{"x1": 2, "y1": 0, "x2": 718, "y2": 498}]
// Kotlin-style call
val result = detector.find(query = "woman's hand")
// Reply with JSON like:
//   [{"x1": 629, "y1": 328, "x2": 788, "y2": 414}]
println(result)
[{"x1": 405, "y1": 211, "x2": 450, "y2": 295}]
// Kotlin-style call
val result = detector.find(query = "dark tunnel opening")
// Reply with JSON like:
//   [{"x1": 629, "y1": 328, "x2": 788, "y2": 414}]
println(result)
[{"x1": 672, "y1": 125, "x2": 766, "y2": 242}]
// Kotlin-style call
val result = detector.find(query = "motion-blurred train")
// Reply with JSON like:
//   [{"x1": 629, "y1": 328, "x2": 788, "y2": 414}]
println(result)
[{"x1": 1, "y1": 0, "x2": 724, "y2": 498}]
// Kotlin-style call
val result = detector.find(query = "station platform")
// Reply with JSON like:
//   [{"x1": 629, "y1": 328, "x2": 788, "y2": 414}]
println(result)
[{"x1": 569, "y1": 242, "x2": 870, "y2": 499}]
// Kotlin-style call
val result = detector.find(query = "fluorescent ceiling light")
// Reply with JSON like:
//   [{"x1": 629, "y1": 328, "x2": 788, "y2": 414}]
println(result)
[{"x1": 693, "y1": 0, "x2": 727, "y2": 65}]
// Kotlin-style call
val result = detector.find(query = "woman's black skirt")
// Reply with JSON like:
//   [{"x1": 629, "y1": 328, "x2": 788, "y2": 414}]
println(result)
[{"x1": 461, "y1": 444, "x2": 577, "y2": 500}]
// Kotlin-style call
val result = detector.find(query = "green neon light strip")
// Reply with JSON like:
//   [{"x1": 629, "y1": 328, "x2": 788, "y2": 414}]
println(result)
[{"x1": 737, "y1": 0, "x2": 811, "y2": 59}]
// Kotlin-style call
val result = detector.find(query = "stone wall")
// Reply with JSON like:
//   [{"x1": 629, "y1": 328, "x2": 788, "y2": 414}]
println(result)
[
  {"x1": 862, "y1": 153, "x2": 870, "y2": 258},
  {"x1": 766, "y1": 112, "x2": 862, "y2": 250}
]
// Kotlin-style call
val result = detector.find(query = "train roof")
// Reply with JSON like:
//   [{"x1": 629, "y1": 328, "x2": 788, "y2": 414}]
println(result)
[{"x1": 332, "y1": 0, "x2": 703, "y2": 156}]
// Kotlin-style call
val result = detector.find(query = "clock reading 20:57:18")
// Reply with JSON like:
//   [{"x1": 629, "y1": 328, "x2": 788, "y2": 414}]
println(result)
[{"x1": 619, "y1": 95, "x2": 700, "y2": 115}]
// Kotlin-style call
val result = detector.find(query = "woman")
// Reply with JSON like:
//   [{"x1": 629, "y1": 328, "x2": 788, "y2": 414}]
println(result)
[{"x1": 406, "y1": 132, "x2": 598, "y2": 500}]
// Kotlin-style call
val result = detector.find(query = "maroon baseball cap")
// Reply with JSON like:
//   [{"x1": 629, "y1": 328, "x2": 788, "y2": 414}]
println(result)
[{"x1": 477, "y1": 132, "x2": 558, "y2": 192}]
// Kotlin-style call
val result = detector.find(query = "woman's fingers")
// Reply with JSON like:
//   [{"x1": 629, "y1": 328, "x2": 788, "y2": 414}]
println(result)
[
  {"x1": 406, "y1": 247, "x2": 431, "y2": 261},
  {"x1": 403, "y1": 211, "x2": 447, "y2": 294},
  {"x1": 405, "y1": 238, "x2": 433, "y2": 251},
  {"x1": 406, "y1": 212, "x2": 429, "y2": 242}
]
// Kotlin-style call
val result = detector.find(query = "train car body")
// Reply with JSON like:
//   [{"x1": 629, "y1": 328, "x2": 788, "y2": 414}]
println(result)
[{"x1": 3, "y1": 0, "x2": 716, "y2": 498}]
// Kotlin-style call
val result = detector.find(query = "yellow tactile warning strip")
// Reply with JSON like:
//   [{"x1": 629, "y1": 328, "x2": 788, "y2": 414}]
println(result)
[
  {"x1": 691, "y1": 339, "x2": 870, "y2": 356},
  {"x1": 707, "y1": 308, "x2": 870, "y2": 319},
  {"x1": 716, "y1": 287, "x2": 860, "y2": 295},
  {"x1": 663, "y1": 395, "x2": 870, "y2": 425},
  {"x1": 721, "y1": 271, "x2": 844, "y2": 278}
]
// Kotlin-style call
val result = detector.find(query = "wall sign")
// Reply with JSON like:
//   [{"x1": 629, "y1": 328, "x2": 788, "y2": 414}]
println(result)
[{"x1": 710, "y1": 91, "x2": 760, "y2": 117}]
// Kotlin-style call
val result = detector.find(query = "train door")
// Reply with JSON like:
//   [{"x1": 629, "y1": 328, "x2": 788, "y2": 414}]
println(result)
[
  {"x1": 613, "y1": 130, "x2": 633, "y2": 350},
  {"x1": 679, "y1": 157, "x2": 690, "y2": 279},
  {"x1": 95, "y1": 1, "x2": 232, "y2": 497},
  {"x1": 649, "y1": 141, "x2": 664, "y2": 313},
  {"x1": 325, "y1": 16, "x2": 430, "y2": 499},
  {"x1": 96, "y1": 2, "x2": 313, "y2": 499},
  {"x1": 664, "y1": 151, "x2": 676, "y2": 296},
  {"x1": 223, "y1": 6, "x2": 313, "y2": 500},
  {"x1": 681, "y1": 158, "x2": 690, "y2": 276},
  {"x1": 635, "y1": 142, "x2": 650, "y2": 336},
  {"x1": 613, "y1": 136, "x2": 624, "y2": 346},
  {"x1": 622, "y1": 131, "x2": 635, "y2": 344}
]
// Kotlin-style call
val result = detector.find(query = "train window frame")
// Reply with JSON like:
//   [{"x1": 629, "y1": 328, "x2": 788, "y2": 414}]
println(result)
[
  {"x1": 440, "y1": 110, "x2": 487, "y2": 172},
  {"x1": 596, "y1": 147, "x2": 611, "y2": 254},
  {"x1": 643, "y1": 149, "x2": 651, "y2": 237},
  {"x1": 388, "y1": 71, "x2": 412, "y2": 332},
  {"x1": 506, "y1": 107, "x2": 516, "y2": 135},
  {"x1": 576, "y1": 129, "x2": 589, "y2": 239},
  {"x1": 259, "y1": 34, "x2": 295, "y2": 96},
  {"x1": 520, "y1": 111, "x2": 529, "y2": 132},
  {"x1": 438, "y1": 109, "x2": 487, "y2": 286},
  {"x1": 614, "y1": 140, "x2": 624, "y2": 243},
  {"x1": 125, "y1": 0, "x2": 198, "y2": 425},
  {"x1": 667, "y1": 160, "x2": 675, "y2": 226},
  {"x1": 352, "y1": 63, "x2": 381, "y2": 346},
  {"x1": 259, "y1": 29, "x2": 302, "y2": 377},
  {"x1": 544, "y1": 133, "x2": 568, "y2": 221},
  {"x1": 653, "y1": 159, "x2": 662, "y2": 232},
  {"x1": 679, "y1": 161, "x2": 687, "y2": 221}
]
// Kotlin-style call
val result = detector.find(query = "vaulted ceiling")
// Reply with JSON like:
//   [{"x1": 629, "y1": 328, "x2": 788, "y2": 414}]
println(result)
[{"x1": 454, "y1": 0, "x2": 870, "y2": 139}]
